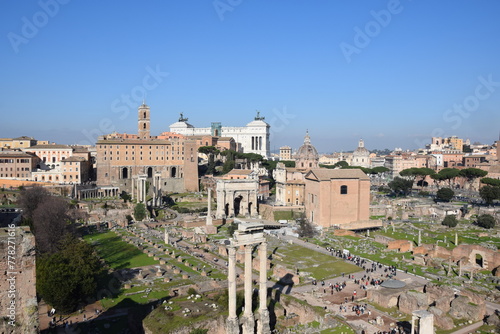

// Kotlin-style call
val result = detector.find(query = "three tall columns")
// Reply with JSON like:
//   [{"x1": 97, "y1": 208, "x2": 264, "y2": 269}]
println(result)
[{"x1": 227, "y1": 242, "x2": 270, "y2": 334}]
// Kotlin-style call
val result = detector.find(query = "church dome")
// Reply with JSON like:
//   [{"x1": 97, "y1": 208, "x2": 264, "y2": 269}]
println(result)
[
  {"x1": 353, "y1": 139, "x2": 370, "y2": 157},
  {"x1": 297, "y1": 131, "x2": 319, "y2": 160}
]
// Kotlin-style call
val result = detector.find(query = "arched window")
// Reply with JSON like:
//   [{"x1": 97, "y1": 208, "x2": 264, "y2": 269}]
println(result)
[
  {"x1": 147, "y1": 167, "x2": 153, "y2": 178},
  {"x1": 143, "y1": 123, "x2": 146, "y2": 129},
  {"x1": 340, "y1": 185, "x2": 348, "y2": 195},
  {"x1": 171, "y1": 167, "x2": 177, "y2": 178},
  {"x1": 143, "y1": 111, "x2": 146, "y2": 118}
]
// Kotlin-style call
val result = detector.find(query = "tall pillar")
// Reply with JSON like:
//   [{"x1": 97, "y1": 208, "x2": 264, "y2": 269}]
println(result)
[
  {"x1": 228, "y1": 191, "x2": 235, "y2": 217},
  {"x1": 243, "y1": 245, "x2": 255, "y2": 334},
  {"x1": 257, "y1": 242, "x2": 270, "y2": 334},
  {"x1": 418, "y1": 230, "x2": 422, "y2": 246},
  {"x1": 216, "y1": 190, "x2": 225, "y2": 219},
  {"x1": 206, "y1": 188, "x2": 213, "y2": 226},
  {"x1": 227, "y1": 247, "x2": 239, "y2": 334}
]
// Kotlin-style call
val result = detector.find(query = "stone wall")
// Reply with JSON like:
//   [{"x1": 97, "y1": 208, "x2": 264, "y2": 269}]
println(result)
[
  {"x1": 387, "y1": 239, "x2": 413, "y2": 252},
  {"x1": 451, "y1": 244, "x2": 500, "y2": 270},
  {"x1": 0, "y1": 225, "x2": 38, "y2": 334}
]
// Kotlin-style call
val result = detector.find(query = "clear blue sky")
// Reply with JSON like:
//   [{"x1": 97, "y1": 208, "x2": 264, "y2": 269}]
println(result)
[{"x1": 1, "y1": 0, "x2": 499, "y2": 153}]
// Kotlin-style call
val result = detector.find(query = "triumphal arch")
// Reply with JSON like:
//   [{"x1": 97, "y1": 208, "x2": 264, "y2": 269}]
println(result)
[{"x1": 215, "y1": 178, "x2": 259, "y2": 219}]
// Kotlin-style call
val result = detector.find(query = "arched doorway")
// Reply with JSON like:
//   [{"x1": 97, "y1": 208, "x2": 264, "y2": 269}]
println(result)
[
  {"x1": 475, "y1": 253, "x2": 483, "y2": 267},
  {"x1": 234, "y1": 195, "x2": 243, "y2": 216},
  {"x1": 147, "y1": 167, "x2": 153, "y2": 178},
  {"x1": 248, "y1": 202, "x2": 253, "y2": 216},
  {"x1": 171, "y1": 167, "x2": 177, "y2": 178},
  {"x1": 122, "y1": 167, "x2": 128, "y2": 179},
  {"x1": 224, "y1": 203, "x2": 229, "y2": 217}
]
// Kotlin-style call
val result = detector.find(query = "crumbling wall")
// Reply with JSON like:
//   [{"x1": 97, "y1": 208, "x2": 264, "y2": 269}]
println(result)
[{"x1": 0, "y1": 225, "x2": 38, "y2": 334}]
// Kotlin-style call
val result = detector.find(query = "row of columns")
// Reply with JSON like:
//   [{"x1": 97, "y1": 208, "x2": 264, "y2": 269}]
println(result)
[
  {"x1": 251, "y1": 136, "x2": 263, "y2": 151},
  {"x1": 227, "y1": 242, "x2": 269, "y2": 334},
  {"x1": 78, "y1": 187, "x2": 119, "y2": 200}
]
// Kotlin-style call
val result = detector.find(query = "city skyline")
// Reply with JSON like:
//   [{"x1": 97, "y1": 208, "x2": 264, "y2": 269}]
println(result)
[{"x1": 1, "y1": 1, "x2": 500, "y2": 152}]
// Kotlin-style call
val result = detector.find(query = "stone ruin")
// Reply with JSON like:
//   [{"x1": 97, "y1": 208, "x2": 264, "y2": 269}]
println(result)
[
  {"x1": 413, "y1": 243, "x2": 500, "y2": 274},
  {"x1": 368, "y1": 282, "x2": 486, "y2": 330},
  {"x1": 0, "y1": 226, "x2": 38, "y2": 334}
]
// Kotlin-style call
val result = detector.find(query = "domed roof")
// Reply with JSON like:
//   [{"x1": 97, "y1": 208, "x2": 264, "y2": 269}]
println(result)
[
  {"x1": 353, "y1": 139, "x2": 370, "y2": 157},
  {"x1": 296, "y1": 131, "x2": 319, "y2": 160}
]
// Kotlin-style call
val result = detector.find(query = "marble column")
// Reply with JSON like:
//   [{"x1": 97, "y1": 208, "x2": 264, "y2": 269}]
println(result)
[
  {"x1": 227, "y1": 247, "x2": 239, "y2": 334},
  {"x1": 206, "y1": 188, "x2": 213, "y2": 225},
  {"x1": 216, "y1": 190, "x2": 225, "y2": 219},
  {"x1": 418, "y1": 230, "x2": 421, "y2": 246},
  {"x1": 243, "y1": 245, "x2": 255, "y2": 334},
  {"x1": 257, "y1": 242, "x2": 270, "y2": 334},
  {"x1": 228, "y1": 191, "x2": 235, "y2": 217}
]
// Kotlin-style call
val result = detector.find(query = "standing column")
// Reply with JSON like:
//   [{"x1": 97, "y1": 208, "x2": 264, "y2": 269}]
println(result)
[
  {"x1": 257, "y1": 242, "x2": 270, "y2": 334},
  {"x1": 410, "y1": 315, "x2": 415, "y2": 334},
  {"x1": 152, "y1": 176, "x2": 156, "y2": 207},
  {"x1": 228, "y1": 191, "x2": 235, "y2": 217},
  {"x1": 216, "y1": 190, "x2": 225, "y2": 219},
  {"x1": 131, "y1": 176, "x2": 135, "y2": 201},
  {"x1": 243, "y1": 245, "x2": 255, "y2": 334},
  {"x1": 227, "y1": 247, "x2": 239, "y2": 334},
  {"x1": 206, "y1": 188, "x2": 213, "y2": 225}
]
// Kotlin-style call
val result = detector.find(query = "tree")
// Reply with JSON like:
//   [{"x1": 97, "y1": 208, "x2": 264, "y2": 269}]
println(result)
[
  {"x1": 333, "y1": 161, "x2": 349, "y2": 168},
  {"x1": 399, "y1": 168, "x2": 420, "y2": 182},
  {"x1": 436, "y1": 188, "x2": 454, "y2": 202},
  {"x1": 37, "y1": 235, "x2": 103, "y2": 313},
  {"x1": 227, "y1": 222, "x2": 238, "y2": 237},
  {"x1": 476, "y1": 214, "x2": 496, "y2": 229},
  {"x1": 18, "y1": 186, "x2": 50, "y2": 225},
  {"x1": 297, "y1": 214, "x2": 315, "y2": 238},
  {"x1": 431, "y1": 173, "x2": 446, "y2": 189},
  {"x1": 459, "y1": 168, "x2": 488, "y2": 190},
  {"x1": 442, "y1": 215, "x2": 458, "y2": 227},
  {"x1": 479, "y1": 185, "x2": 500, "y2": 205},
  {"x1": 414, "y1": 168, "x2": 435, "y2": 189},
  {"x1": 32, "y1": 195, "x2": 74, "y2": 254},
  {"x1": 371, "y1": 166, "x2": 390, "y2": 174},
  {"x1": 480, "y1": 177, "x2": 500, "y2": 187},
  {"x1": 388, "y1": 177, "x2": 413, "y2": 196},
  {"x1": 134, "y1": 203, "x2": 147, "y2": 221},
  {"x1": 437, "y1": 168, "x2": 461, "y2": 188},
  {"x1": 198, "y1": 146, "x2": 220, "y2": 175}
]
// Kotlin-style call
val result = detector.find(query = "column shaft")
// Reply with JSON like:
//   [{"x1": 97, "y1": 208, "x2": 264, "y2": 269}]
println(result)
[
  {"x1": 228, "y1": 247, "x2": 237, "y2": 319},
  {"x1": 259, "y1": 242, "x2": 267, "y2": 310},
  {"x1": 244, "y1": 245, "x2": 253, "y2": 317}
]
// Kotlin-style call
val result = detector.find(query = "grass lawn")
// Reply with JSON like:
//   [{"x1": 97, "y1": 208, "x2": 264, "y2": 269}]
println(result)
[
  {"x1": 84, "y1": 231, "x2": 158, "y2": 269},
  {"x1": 320, "y1": 323, "x2": 355, "y2": 334},
  {"x1": 274, "y1": 211, "x2": 294, "y2": 221},
  {"x1": 99, "y1": 279, "x2": 193, "y2": 309},
  {"x1": 273, "y1": 244, "x2": 360, "y2": 280}
]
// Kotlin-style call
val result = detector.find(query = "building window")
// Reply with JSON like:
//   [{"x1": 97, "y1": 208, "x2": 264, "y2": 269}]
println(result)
[{"x1": 340, "y1": 185, "x2": 348, "y2": 195}]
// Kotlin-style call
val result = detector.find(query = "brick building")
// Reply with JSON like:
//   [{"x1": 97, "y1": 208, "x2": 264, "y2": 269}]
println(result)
[
  {"x1": 96, "y1": 103, "x2": 199, "y2": 195},
  {"x1": 304, "y1": 168, "x2": 370, "y2": 228},
  {"x1": 0, "y1": 151, "x2": 40, "y2": 179}
]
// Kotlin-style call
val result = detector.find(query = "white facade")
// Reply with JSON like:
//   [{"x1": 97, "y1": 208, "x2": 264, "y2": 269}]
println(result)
[{"x1": 169, "y1": 113, "x2": 270, "y2": 158}]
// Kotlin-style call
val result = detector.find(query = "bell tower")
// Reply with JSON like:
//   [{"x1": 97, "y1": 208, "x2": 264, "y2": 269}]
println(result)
[{"x1": 138, "y1": 102, "x2": 150, "y2": 139}]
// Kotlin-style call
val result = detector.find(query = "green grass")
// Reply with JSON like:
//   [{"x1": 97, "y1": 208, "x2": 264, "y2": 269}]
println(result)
[
  {"x1": 274, "y1": 244, "x2": 359, "y2": 280},
  {"x1": 84, "y1": 231, "x2": 158, "y2": 269},
  {"x1": 274, "y1": 211, "x2": 294, "y2": 221},
  {"x1": 100, "y1": 279, "x2": 192, "y2": 309},
  {"x1": 320, "y1": 323, "x2": 355, "y2": 334}
]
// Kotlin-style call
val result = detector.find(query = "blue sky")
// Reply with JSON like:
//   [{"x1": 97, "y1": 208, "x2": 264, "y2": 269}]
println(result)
[{"x1": 1, "y1": 0, "x2": 499, "y2": 153}]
